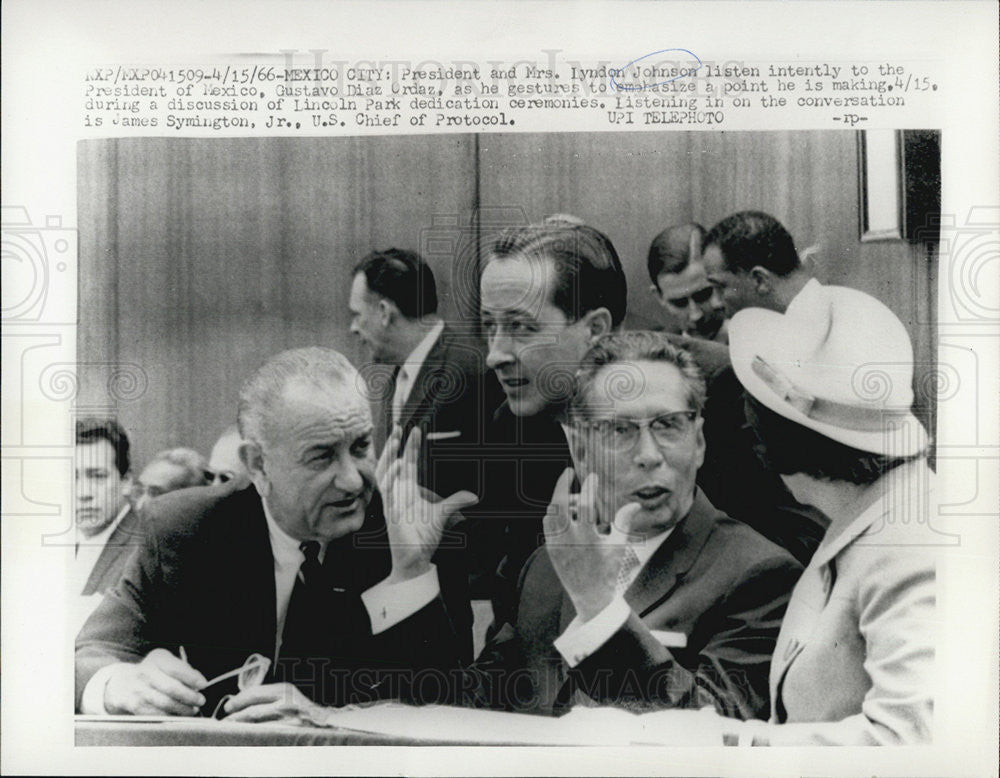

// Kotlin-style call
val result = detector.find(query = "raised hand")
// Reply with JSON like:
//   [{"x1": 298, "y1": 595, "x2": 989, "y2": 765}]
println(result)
[
  {"x1": 378, "y1": 425, "x2": 478, "y2": 583},
  {"x1": 543, "y1": 468, "x2": 640, "y2": 622},
  {"x1": 102, "y1": 648, "x2": 208, "y2": 716}
]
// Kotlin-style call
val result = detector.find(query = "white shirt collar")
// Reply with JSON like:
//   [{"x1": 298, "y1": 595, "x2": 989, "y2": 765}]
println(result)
[
  {"x1": 399, "y1": 319, "x2": 445, "y2": 378},
  {"x1": 260, "y1": 496, "x2": 324, "y2": 564}
]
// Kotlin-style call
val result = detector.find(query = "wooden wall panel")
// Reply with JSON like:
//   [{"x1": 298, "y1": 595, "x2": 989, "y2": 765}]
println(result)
[
  {"x1": 478, "y1": 132, "x2": 695, "y2": 330},
  {"x1": 79, "y1": 130, "x2": 937, "y2": 467},
  {"x1": 690, "y1": 131, "x2": 936, "y2": 432},
  {"x1": 78, "y1": 136, "x2": 478, "y2": 468}
]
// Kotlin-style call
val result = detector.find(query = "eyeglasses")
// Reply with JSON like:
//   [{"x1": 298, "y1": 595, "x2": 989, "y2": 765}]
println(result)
[
  {"x1": 575, "y1": 411, "x2": 698, "y2": 452},
  {"x1": 665, "y1": 286, "x2": 716, "y2": 309},
  {"x1": 206, "y1": 652, "x2": 272, "y2": 719}
]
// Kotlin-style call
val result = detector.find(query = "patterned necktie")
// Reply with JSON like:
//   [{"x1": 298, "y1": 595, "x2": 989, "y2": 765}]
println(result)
[{"x1": 615, "y1": 543, "x2": 641, "y2": 597}]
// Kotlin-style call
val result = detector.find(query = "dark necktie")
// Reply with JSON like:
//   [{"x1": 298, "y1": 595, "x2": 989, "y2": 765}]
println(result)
[
  {"x1": 374, "y1": 366, "x2": 400, "y2": 456},
  {"x1": 276, "y1": 541, "x2": 367, "y2": 703},
  {"x1": 277, "y1": 542, "x2": 333, "y2": 682}
]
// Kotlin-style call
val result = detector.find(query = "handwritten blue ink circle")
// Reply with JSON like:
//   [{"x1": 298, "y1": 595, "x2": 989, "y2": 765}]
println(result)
[{"x1": 609, "y1": 48, "x2": 702, "y2": 92}]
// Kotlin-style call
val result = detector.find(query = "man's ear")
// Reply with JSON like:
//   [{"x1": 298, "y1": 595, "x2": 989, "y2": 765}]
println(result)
[
  {"x1": 750, "y1": 266, "x2": 774, "y2": 296},
  {"x1": 377, "y1": 298, "x2": 397, "y2": 327},
  {"x1": 239, "y1": 441, "x2": 269, "y2": 496},
  {"x1": 582, "y1": 307, "x2": 613, "y2": 342},
  {"x1": 693, "y1": 416, "x2": 706, "y2": 471}
]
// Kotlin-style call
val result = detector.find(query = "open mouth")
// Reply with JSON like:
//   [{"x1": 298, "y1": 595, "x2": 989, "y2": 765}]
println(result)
[
  {"x1": 328, "y1": 495, "x2": 362, "y2": 513},
  {"x1": 500, "y1": 376, "x2": 528, "y2": 391},
  {"x1": 631, "y1": 486, "x2": 671, "y2": 507}
]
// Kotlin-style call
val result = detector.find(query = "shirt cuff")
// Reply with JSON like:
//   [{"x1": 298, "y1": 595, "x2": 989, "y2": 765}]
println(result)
[
  {"x1": 80, "y1": 663, "x2": 121, "y2": 714},
  {"x1": 553, "y1": 597, "x2": 631, "y2": 667},
  {"x1": 362, "y1": 564, "x2": 440, "y2": 635}
]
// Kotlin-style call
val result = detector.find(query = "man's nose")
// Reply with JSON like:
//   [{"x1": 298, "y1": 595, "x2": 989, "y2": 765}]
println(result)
[
  {"x1": 687, "y1": 299, "x2": 704, "y2": 323},
  {"x1": 486, "y1": 331, "x2": 514, "y2": 371},
  {"x1": 333, "y1": 455, "x2": 364, "y2": 493},
  {"x1": 632, "y1": 426, "x2": 666, "y2": 468}
]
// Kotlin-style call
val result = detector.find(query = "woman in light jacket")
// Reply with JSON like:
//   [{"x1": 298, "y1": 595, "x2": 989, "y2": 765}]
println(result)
[{"x1": 714, "y1": 281, "x2": 936, "y2": 746}]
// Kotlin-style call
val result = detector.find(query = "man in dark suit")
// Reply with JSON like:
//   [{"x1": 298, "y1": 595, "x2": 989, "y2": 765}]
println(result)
[
  {"x1": 466, "y1": 332, "x2": 802, "y2": 718},
  {"x1": 349, "y1": 249, "x2": 500, "y2": 595},
  {"x1": 75, "y1": 347, "x2": 476, "y2": 718},
  {"x1": 74, "y1": 418, "x2": 143, "y2": 597},
  {"x1": 476, "y1": 216, "x2": 629, "y2": 623}
]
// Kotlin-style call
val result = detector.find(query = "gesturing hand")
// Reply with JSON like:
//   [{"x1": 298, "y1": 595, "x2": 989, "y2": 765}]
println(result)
[
  {"x1": 543, "y1": 468, "x2": 641, "y2": 622},
  {"x1": 103, "y1": 648, "x2": 208, "y2": 716},
  {"x1": 377, "y1": 425, "x2": 478, "y2": 583}
]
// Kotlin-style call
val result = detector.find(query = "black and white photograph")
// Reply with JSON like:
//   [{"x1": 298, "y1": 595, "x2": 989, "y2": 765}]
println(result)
[
  {"x1": 2, "y1": 2, "x2": 997, "y2": 776},
  {"x1": 70, "y1": 129, "x2": 942, "y2": 744}
]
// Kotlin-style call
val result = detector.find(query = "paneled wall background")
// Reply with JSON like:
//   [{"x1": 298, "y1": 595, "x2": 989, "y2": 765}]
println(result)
[{"x1": 79, "y1": 132, "x2": 936, "y2": 468}]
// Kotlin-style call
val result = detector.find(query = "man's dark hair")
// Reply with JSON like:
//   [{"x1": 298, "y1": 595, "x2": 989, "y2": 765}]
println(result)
[
  {"x1": 702, "y1": 211, "x2": 801, "y2": 277},
  {"x1": 647, "y1": 223, "x2": 705, "y2": 290},
  {"x1": 488, "y1": 220, "x2": 627, "y2": 327},
  {"x1": 353, "y1": 248, "x2": 438, "y2": 319},
  {"x1": 744, "y1": 396, "x2": 917, "y2": 486},
  {"x1": 76, "y1": 417, "x2": 131, "y2": 476}
]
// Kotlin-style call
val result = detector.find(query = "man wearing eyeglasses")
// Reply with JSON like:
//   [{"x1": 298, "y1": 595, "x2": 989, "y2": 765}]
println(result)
[
  {"x1": 466, "y1": 332, "x2": 802, "y2": 718},
  {"x1": 647, "y1": 223, "x2": 727, "y2": 343},
  {"x1": 75, "y1": 347, "x2": 475, "y2": 718}
]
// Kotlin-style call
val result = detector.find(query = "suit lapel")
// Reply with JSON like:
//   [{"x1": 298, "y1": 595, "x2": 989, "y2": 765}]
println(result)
[
  {"x1": 397, "y1": 327, "x2": 448, "y2": 432},
  {"x1": 82, "y1": 508, "x2": 140, "y2": 595},
  {"x1": 625, "y1": 489, "x2": 717, "y2": 617},
  {"x1": 230, "y1": 491, "x2": 278, "y2": 662}
]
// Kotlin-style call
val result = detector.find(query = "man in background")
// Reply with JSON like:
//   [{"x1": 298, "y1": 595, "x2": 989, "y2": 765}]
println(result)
[
  {"x1": 135, "y1": 447, "x2": 213, "y2": 507},
  {"x1": 349, "y1": 248, "x2": 499, "y2": 593},
  {"x1": 74, "y1": 418, "x2": 143, "y2": 598},
  {"x1": 693, "y1": 210, "x2": 827, "y2": 563},
  {"x1": 701, "y1": 210, "x2": 816, "y2": 318},
  {"x1": 208, "y1": 424, "x2": 252, "y2": 489},
  {"x1": 647, "y1": 222, "x2": 727, "y2": 343}
]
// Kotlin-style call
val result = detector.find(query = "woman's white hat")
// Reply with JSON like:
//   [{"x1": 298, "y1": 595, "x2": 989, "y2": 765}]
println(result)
[{"x1": 728, "y1": 281, "x2": 928, "y2": 457}]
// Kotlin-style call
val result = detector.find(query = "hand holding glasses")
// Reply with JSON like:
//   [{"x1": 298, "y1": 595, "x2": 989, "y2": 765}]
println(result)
[{"x1": 181, "y1": 651, "x2": 271, "y2": 719}]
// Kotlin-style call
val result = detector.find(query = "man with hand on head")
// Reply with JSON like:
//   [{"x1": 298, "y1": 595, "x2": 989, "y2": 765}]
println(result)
[
  {"x1": 700, "y1": 210, "x2": 816, "y2": 319},
  {"x1": 75, "y1": 347, "x2": 475, "y2": 719},
  {"x1": 467, "y1": 332, "x2": 802, "y2": 718},
  {"x1": 673, "y1": 211, "x2": 829, "y2": 564}
]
